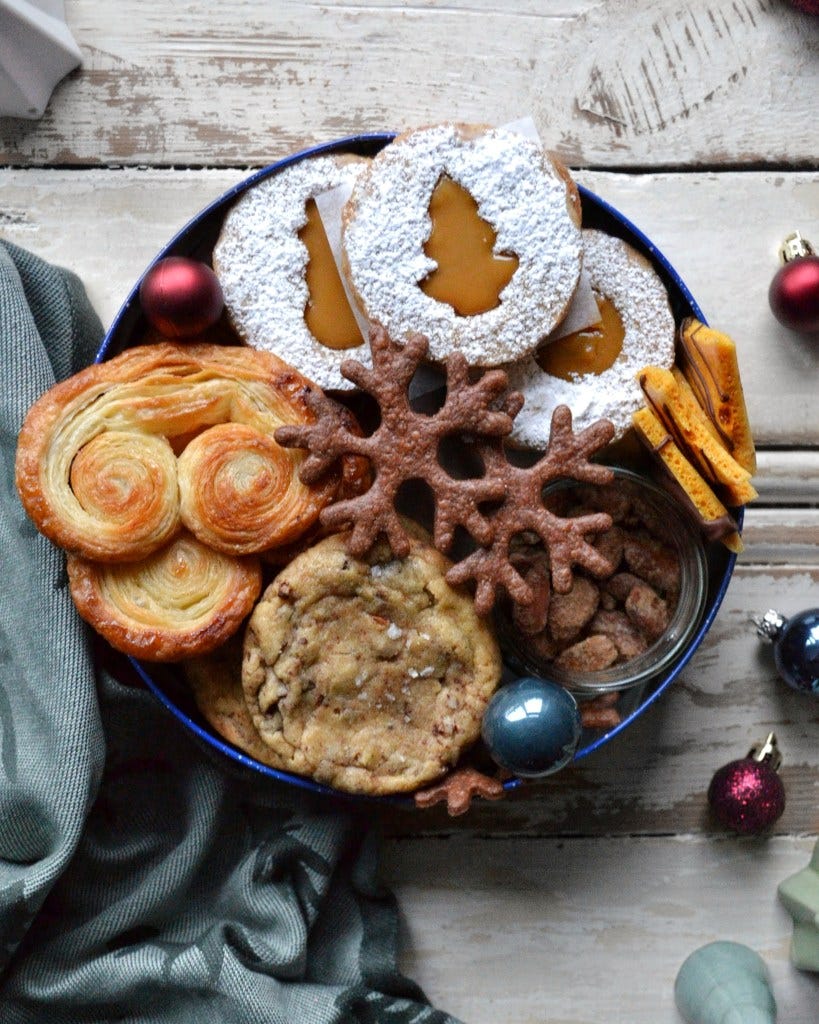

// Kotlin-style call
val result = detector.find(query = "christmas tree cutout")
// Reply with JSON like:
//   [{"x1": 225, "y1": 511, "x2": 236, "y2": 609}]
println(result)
[{"x1": 421, "y1": 175, "x2": 518, "y2": 316}]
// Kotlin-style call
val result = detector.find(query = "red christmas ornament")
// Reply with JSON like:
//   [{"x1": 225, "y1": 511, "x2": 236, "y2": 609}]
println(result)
[
  {"x1": 768, "y1": 232, "x2": 819, "y2": 334},
  {"x1": 707, "y1": 733, "x2": 786, "y2": 835},
  {"x1": 139, "y1": 256, "x2": 224, "y2": 339}
]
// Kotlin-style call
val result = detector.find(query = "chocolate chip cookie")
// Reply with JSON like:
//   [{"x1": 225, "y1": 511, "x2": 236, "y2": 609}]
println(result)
[{"x1": 242, "y1": 530, "x2": 502, "y2": 795}]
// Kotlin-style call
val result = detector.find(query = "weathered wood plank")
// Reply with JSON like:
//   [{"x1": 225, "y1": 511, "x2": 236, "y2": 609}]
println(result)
[
  {"x1": 755, "y1": 450, "x2": 819, "y2": 505},
  {"x1": 375, "y1": 564, "x2": 819, "y2": 837},
  {"x1": 741, "y1": 508, "x2": 819, "y2": 565},
  {"x1": 2, "y1": 8, "x2": 815, "y2": 1022},
  {"x1": 1, "y1": 166, "x2": 817, "y2": 447},
  {"x1": 382, "y1": 835, "x2": 819, "y2": 1024},
  {"x1": 0, "y1": 0, "x2": 816, "y2": 167}
]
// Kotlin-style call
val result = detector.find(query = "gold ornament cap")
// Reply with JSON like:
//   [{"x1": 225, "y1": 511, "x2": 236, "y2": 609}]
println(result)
[
  {"x1": 779, "y1": 232, "x2": 815, "y2": 264},
  {"x1": 748, "y1": 732, "x2": 782, "y2": 772}
]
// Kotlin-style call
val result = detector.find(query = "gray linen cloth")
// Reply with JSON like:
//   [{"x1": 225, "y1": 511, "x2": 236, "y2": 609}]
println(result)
[{"x1": 0, "y1": 240, "x2": 457, "y2": 1024}]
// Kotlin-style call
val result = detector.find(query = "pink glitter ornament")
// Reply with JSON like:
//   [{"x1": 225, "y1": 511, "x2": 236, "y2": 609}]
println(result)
[{"x1": 707, "y1": 733, "x2": 786, "y2": 835}]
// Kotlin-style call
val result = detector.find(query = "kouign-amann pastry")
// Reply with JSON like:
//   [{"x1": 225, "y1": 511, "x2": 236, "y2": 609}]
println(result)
[
  {"x1": 213, "y1": 154, "x2": 369, "y2": 390},
  {"x1": 341, "y1": 122, "x2": 582, "y2": 366},
  {"x1": 15, "y1": 342, "x2": 361, "y2": 563},
  {"x1": 68, "y1": 531, "x2": 262, "y2": 662},
  {"x1": 242, "y1": 531, "x2": 502, "y2": 795},
  {"x1": 506, "y1": 229, "x2": 676, "y2": 444}
]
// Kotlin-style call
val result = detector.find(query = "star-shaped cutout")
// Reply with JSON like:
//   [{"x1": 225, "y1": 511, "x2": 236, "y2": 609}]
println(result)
[{"x1": 778, "y1": 838, "x2": 819, "y2": 972}]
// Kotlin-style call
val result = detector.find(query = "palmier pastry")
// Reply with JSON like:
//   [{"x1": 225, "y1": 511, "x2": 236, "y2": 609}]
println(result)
[
  {"x1": 506, "y1": 229, "x2": 676, "y2": 445},
  {"x1": 15, "y1": 342, "x2": 364, "y2": 562},
  {"x1": 178, "y1": 423, "x2": 321, "y2": 556},
  {"x1": 213, "y1": 154, "x2": 369, "y2": 391},
  {"x1": 68, "y1": 532, "x2": 262, "y2": 662},
  {"x1": 242, "y1": 531, "x2": 502, "y2": 795},
  {"x1": 341, "y1": 122, "x2": 582, "y2": 367}
]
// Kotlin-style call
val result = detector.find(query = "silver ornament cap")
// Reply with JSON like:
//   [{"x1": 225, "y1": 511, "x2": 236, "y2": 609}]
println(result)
[
  {"x1": 779, "y1": 231, "x2": 815, "y2": 264},
  {"x1": 753, "y1": 609, "x2": 788, "y2": 643}
]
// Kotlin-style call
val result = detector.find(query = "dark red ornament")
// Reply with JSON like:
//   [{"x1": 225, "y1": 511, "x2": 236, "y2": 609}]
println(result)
[
  {"x1": 707, "y1": 733, "x2": 786, "y2": 835},
  {"x1": 768, "y1": 233, "x2": 819, "y2": 334},
  {"x1": 139, "y1": 257, "x2": 224, "y2": 339}
]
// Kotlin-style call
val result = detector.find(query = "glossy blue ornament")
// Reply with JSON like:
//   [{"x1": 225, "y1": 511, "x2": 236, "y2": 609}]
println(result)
[
  {"x1": 481, "y1": 677, "x2": 582, "y2": 778},
  {"x1": 755, "y1": 607, "x2": 819, "y2": 696}
]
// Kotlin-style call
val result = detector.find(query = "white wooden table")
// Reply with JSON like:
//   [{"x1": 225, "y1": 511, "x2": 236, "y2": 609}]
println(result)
[{"x1": 2, "y1": 2, "x2": 818, "y2": 1021}]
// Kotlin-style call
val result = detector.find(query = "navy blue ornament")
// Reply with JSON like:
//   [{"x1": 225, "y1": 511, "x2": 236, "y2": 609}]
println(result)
[
  {"x1": 754, "y1": 608, "x2": 819, "y2": 696},
  {"x1": 481, "y1": 676, "x2": 582, "y2": 778}
]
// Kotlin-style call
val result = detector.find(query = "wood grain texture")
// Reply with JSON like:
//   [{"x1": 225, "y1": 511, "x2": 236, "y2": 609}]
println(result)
[
  {"x1": 1, "y1": 166, "x2": 818, "y2": 446},
  {"x1": 755, "y1": 450, "x2": 819, "y2": 504},
  {"x1": 0, "y1": 0, "x2": 816, "y2": 167},
  {"x1": 383, "y1": 835, "x2": 819, "y2": 1024},
  {"x1": 742, "y1": 508, "x2": 819, "y2": 565}
]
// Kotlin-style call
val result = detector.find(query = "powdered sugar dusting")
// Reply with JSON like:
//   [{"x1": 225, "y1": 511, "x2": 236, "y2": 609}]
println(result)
[
  {"x1": 212, "y1": 155, "x2": 369, "y2": 391},
  {"x1": 506, "y1": 229, "x2": 676, "y2": 445},
  {"x1": 342, "y1": 124, "x2": 582, "y2": 366}
]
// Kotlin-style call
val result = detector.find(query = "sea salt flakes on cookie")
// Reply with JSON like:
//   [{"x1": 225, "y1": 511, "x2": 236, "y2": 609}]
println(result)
[{"x1": 241, "y1": 531, "x2": 502, "y2": 796}]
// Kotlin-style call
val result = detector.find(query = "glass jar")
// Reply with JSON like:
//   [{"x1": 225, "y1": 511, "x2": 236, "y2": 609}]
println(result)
[{"x1": 497, "y1": 467, "x2": 709, "y2": 697}]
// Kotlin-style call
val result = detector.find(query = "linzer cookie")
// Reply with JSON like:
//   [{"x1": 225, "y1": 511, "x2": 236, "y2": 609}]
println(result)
[
  {"x1": 341, "y1": 122, "x2": 582, "y2": 366},
  {"x1": 213, "y1": 154, "x2": 369, "y2": 390},
  {"x1": 506, "y1": 229, "x2": 676, "y2": 445},
  {"x1": 241, "y1": 531, "x2": 502, "y2": 795}
]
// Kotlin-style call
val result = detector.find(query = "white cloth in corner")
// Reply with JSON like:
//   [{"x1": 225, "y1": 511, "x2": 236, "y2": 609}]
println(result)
[{"x1": 0, "y1": 0, "x2": 82, "y2": 119}]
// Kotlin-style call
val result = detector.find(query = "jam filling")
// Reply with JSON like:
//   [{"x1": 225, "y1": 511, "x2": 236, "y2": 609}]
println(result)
[
  {"x1": 299, "y1": 198, "x2": 363, "y2": 350},
  {"x1": 420, "y1": 175, "x2": 518, "y2": 316},
  {"x1": 537, "y1": 295, "x2": 624, "y2": 380}
]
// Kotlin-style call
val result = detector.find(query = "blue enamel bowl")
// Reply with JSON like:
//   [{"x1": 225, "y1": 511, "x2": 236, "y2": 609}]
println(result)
[{"x1": 97, "y1": 134, "x2": 740, "y2": 800}]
